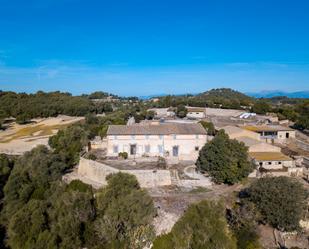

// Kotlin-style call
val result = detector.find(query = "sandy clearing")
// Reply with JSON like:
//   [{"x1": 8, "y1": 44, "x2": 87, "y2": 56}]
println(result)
[{"x1": 0, "y1": 115, "x2": 84, "y2": 155}]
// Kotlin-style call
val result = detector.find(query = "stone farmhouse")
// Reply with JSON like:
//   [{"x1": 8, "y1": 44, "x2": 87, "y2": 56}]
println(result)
[
  {"x1": 106, "y1": 123, "x2": 207, "y2": 161},
  {"x1": 222, "y1": 125, "x2": 299, "y2": 177},
  {"x1": 148, "y1": 108, "x2": 175, "y2": 119},
  {"x1": 186, "y1": 107, "x2": 206, "y2": 119},
  {"x1": 242, "y1": 125, "x2": 296, "y2": 143}
]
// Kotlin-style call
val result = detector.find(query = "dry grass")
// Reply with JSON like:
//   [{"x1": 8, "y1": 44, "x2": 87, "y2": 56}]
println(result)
[{"x1": 0, "y1": 124, "x2": 69, "y2": 143}]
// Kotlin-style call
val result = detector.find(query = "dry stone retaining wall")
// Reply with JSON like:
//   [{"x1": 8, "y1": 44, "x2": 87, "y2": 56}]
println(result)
[{"x1": 78, "y1": 158, "x2": 172, "y2": 188}]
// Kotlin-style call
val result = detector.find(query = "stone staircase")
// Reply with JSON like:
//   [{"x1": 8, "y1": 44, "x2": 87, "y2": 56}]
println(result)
[{"x1": 170, "y1": 169, "x2": 180, "y2": 185}]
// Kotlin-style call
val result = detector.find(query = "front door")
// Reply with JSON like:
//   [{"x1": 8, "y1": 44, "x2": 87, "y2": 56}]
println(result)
[
  {"x1": 130, "y1": 144, "x2": 137, "y2": 155},
  {"x1": 172, "y1": 146, "x2": 179, "y2": 157}
]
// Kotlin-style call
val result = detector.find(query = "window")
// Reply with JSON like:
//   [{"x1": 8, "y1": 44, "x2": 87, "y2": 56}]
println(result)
[
  {"x1": 130, "y1": 144, "x2": 137, "y2": 155},
  {"x1": 113, "y1": 145, "x2": 118, "y2": 153},
  {"x1": 158, "y1": 145, "x2": 163, "y2": 154},
  {"x1": 278, "y1": 161, "x2": 282, "y2": 165},
  {"x1": 195, "y1": 135, "x2": 199, "y2": 139},
  {"x1": 268, "y1": 162, "x2": 272, "y2": 165},
  {"x1": 159, "y1": 135, "x2": 163, "y2": 140},
  {"x1": 145, "y1": 145, "x2": 150, "y2": 153},
  {"x1": 145, "y1": 135, "x2": 149, "y2": 139},
  {"x1": 131, "y1": 135, "x2": 135, "y2": 140},
  {"x1": 113, "y1": 135, "x2": 117, "y2": 139},
  {"x1": 195, "y1": 146, "x2": 199, "y2": 151},
  {"x1": 173, "y1": 134, "x2": 177, "y2": 140}
]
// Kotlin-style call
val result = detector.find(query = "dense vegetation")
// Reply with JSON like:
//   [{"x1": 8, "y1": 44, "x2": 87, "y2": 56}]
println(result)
[
  {"x1": 247, "y1": 176, "x2": 308, "y2": 231},
  {"x1": 0, "y1": 91, "x2": 117, "y2": 124},
  {"x1": 0, "y1": 145, "x2": 155, "y2": 249},
  {"x1": 153, "y1": 200, "x2": 237, "y2": 249},
  {"x1": 196, "y1": 130, "x2": 254, "y2": 184},
  {"x1": 150, "y1": 88, "x2": 253, "y2": 109}
]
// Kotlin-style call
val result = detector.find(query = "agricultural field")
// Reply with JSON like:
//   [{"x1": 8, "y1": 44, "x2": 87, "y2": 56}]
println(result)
[{"x1": 0, "y1": 115, "x2": 84, "y2": 155}]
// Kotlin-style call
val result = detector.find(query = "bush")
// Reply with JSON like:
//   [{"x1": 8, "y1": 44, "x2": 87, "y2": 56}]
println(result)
[
  {"x1": 157, "y1": 156, "x2": 167, "y2": 169},
  {"x1": 153, "y1": 200, "x2": 236, "y2": 249},
  {"x1": 67, "y1": 180, "x2": 93, "y2": 193},
  {"x1": 118, "y1": 152, "x2": 128, "y2": 159},
  {"x1": 196, "y1": 130, "x2": 254, "y2": 184},
  {"x1": 87, "y1": 153, "x2": 97, "y2": 161},
  {"x1": 94, "y1": 173, "x2": 155, "y2": 248},
  {"x1": 248, "y1": 176, "x2": 308, "y2": 231}
]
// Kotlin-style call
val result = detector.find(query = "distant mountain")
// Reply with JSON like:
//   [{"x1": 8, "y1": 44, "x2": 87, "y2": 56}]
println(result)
[{"x1": 247, "y1": 90, "x2": 309, "y2": 98}]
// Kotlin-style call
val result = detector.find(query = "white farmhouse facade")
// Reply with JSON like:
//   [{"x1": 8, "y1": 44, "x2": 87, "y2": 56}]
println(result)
[{"x1": 106, "y1": 123, "x2": 207, "y2": 161}]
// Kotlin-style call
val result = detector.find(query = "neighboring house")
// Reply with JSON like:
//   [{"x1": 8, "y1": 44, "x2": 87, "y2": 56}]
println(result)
[
  {"x1": 186, "y1": 107, "x2": 206, "y2": 119},
  {"x1": 222, "y1": 125, "x2": 296, "y2": 177},
  {"x1": 106, "y1": 123, "x2": 207, "y2": 161},
  {"x1": 249, "y1": 152, "x2": 294, "y2": 170},
  {"x1": 148, "y1": 108, "x2": 175, "y2": 119},
  {"x1": 242, "y1": 125, "x2": 296, "y2": 143},
  {"x1": 236, "y1": 136, "x2": 281, "y2": 153},
  {"x1": 249, "y1": 152, "x2": 299, "y2": 178}
]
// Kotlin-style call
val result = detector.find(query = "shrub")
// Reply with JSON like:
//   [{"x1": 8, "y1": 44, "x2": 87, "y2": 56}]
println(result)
[
  {"x1": 87, "y1": 153, "x2": 97, "y2": 161},
  {"x1": 248, "y1": 176, "x2": 308, "y2": 231},
  {"x1": 67, "y1": 180, "x2": 93, "y2": 193},
  {"x1": 152, "y1": 200, "x2": 236, "y2": 249},
  {"x1": 118, "y1": 152, "x2": 128, "y2": 159},
  {"x1": 157, "y1": 156, "x2": 167, "y2": 169}
]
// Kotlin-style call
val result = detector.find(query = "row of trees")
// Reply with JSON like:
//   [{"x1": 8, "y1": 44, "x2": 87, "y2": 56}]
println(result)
[{"x1": 0, "y1": 91, "x2": 114, "y2": 124}]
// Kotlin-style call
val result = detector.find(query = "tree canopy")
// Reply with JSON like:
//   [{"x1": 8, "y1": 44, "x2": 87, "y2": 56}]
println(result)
[
  {"x1": 153, "y1": 200, "x2": 237, "y2": 249},
  {"x1": 1, "y1": 144, "x2": 156, "y2": 249},
  {"x1": 196, "y1": 130, "x2": 254, "y2": 184},
  {"x1": 248, "y1": 176, "x2": 308, "y2": 231}
]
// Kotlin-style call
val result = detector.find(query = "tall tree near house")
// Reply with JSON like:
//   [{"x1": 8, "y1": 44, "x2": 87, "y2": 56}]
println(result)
[
  {"x1": 92, "y1": 172, "x2": 156, "y2": 249},
  {"x1": 294, "y1": 100, "x2": 309, "y2": 130},
  {"x1": 48, "y1": 125, "x2": 88, "y2": 167},
  {"x1": 196, "y1": 130, "x2": 254, "y2": 184},
  {"x1": 176, "y1": 104, "x2": 187, "y2": 118}
]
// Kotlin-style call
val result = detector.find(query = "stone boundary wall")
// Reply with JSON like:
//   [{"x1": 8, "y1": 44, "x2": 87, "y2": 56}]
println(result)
[{"x1": 78, "y1": 158, "x2": 172, "y2": 188}]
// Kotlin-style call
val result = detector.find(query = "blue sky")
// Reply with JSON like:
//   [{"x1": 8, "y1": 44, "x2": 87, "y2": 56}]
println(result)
[{"x1": 0, "y1": 0, "x2": 309, "y2": 96}]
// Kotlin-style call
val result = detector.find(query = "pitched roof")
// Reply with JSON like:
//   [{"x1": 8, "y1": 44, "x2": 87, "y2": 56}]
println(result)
[
  {"x1": 222, "y1": 125, "x2": 244, "y2": 135},
  {"x1": 187, "y1": 107, "x2": 206, "y2": 112},
  {"x1": 107, "y1": 123, "x2": 207, "y2": 135},
  {"x1": 243, "y1": 125, "x2": 294, "y2": 132},
  {"x1": 236, "y1": 136, "x2": 261, "y2": 146},
  {"x1": 249, "y1": 152, "x2": 292, "y2": 161}
]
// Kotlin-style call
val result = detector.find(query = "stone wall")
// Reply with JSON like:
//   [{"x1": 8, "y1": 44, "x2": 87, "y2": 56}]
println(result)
[{"x1": 78, "y1": 158, "x2": 172, "y2": 188}]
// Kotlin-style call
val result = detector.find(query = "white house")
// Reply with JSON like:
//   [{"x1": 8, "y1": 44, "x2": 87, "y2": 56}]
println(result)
[
  {"x1": 242, "y1": 125, "x2": 296, "y2": 143},
  {"x1": 106, "y1": 123, "x2": 207, "y2": 161},
  {"x1": 186, "y1": 107, "x2": 206, "y2": 119},
  {"x1": 222, "y1": 125, "x2": 295, "y2": 177}
]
